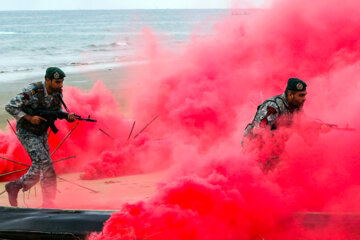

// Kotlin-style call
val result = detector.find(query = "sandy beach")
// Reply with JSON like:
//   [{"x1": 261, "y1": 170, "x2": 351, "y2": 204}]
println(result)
[{"x1": 0, "y1": 171, "x2": 164, "y2": 209}]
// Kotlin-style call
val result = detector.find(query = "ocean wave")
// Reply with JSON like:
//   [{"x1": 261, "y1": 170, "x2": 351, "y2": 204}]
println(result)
[
  {"x1": 110, "y1": 41, "x2": 129, "y2": 46},
  {"x1": 0, "y1": 59, "x2": 147, "y2": 83},
  {"x1": 0, "y1": 68, "x2": 34, "y2": 74},
  {"x1": 29, "y1": 46, "x2": 59, "y2": 52},
  {"x1": 87, "y1": 41, "x2": 130, "y2": 49},
  {"x1": 24, "y1": 32, "x2": 134, "y2": 36},
  {"x1": 0, "y1": 31, "x2": 16, "y2": 35}
]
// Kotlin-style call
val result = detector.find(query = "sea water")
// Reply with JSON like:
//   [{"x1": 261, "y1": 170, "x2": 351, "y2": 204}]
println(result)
[{"x1": 0, "y1": 9, "x2": 231, "y2": 82}]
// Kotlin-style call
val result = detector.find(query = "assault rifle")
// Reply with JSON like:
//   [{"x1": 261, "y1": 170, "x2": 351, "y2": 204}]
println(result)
[
  {"x1": 321, "y1": 123, "x2": 356, "y2": 132},
  {"x1": 313, "y1": 119, "x2": 356, "y2": 132},
  {"x1": 35, "y1": 109, "x2": 97, "y2": 134}
]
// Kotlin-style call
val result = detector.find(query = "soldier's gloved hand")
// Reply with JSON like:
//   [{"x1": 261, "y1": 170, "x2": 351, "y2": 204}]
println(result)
[
  {"x1": 28, "y1": 115, "x2": 47, "y2": 125},
  {"x1": 67, "y1": 113, "x2": 76, "y2": 122}
]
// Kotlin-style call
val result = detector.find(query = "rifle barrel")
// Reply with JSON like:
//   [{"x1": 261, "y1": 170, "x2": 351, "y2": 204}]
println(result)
[
  {"x1": 332, "y1": 127, "x2": 356, "y2": 131},
  {"x1": 74, "y1": 115, "x2": 97, "y2": 122}
]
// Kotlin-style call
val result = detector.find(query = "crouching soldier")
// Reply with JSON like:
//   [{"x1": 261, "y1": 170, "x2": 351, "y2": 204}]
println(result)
[{"x1": 243, "y1": 78, "x2": 307, "y2": 172}]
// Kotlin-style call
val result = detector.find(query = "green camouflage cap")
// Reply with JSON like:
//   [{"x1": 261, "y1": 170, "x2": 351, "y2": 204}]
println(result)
[
  {"x1": 45, "y1": 67, "x2": 66, "y2": 80},
  {"x1": 286, "y1": 78, "x2": 307, "y2": 91}
]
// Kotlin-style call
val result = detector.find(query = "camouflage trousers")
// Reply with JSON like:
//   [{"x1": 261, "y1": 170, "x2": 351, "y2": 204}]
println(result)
[
  {"x1": 15, "y1": 128, "x2": 57, "y2": 205},
  {"x1": 242, "y1": 133, "x2": 285, "y2": 173}
]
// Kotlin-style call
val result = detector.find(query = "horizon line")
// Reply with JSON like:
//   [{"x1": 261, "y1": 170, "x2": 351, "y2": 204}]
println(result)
[{"x1": 0, "y1": 8, "x2": 263, "y2": 12}]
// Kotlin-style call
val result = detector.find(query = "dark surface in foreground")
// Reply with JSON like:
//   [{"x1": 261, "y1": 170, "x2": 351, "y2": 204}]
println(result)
[
  {"x1": 298, "y1": 212, "x2": 360, "y2": 235},
  {"x1": 1, "y1": 207, "x2": 360, "y2": 239},
  {"x1": 0, "y1": 206, "x2": 114, "y2": 240}
]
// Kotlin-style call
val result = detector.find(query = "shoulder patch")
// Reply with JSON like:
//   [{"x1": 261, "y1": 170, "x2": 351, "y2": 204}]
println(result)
[
  {"x1": 22, "y1": 93, "x2": 30, "y2": 100},
  {"x1": 27, "y1": 81, "x2": 44, "y2": 95},
  {"x1": 266, "y1": 106, "x2": 277, "y2": 116}
]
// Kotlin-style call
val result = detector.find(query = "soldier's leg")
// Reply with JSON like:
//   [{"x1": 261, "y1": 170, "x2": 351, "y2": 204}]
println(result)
[
  {"x1": 258, "y1": 137, "x2": 285, "y2": 173},
  {"x1": 38, "y1": 134, "x2": 57, "y2": 207},
  {"x1": 17, "y1": 129, "x2": 44, "y2": 190},
  {"x1": 6, "y1": 129, "x2": 42, "y2": 206}
]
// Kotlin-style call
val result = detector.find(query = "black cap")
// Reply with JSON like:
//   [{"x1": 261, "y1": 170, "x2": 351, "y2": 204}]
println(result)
[
  {"x1": 45, "y1": 67, "x2": 66, "y2": 80},
  {"x1": 286, "y1": 78, "x2": 307, "y2": 91}
]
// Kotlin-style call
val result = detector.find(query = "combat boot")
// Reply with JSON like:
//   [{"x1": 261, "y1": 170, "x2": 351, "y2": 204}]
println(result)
[{"x1": 5, "y1": 181, "x2": 22, "y2": 207}]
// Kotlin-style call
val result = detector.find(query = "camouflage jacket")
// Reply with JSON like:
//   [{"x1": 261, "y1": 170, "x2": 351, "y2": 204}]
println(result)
[
  {"x1": 244, "y1": 93, "x2": 296, "y2": 138},
  {"x1": 5, "y1": 81, "x2": 63, "y2": 134}
]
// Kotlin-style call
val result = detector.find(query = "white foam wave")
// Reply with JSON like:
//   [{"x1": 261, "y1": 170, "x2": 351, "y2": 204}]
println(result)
[{"x1": 0, "y1": 31, "x2": 16, "y2": 35}]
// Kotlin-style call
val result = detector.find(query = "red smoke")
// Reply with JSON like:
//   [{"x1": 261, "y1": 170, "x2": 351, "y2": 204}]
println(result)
[
  {"x1": 1, "y1": 81, "x2": 135, "y2": 180},
  {"x1": 1, "y1": 0, "x2": 360, "y2": 238},
  {"x1": 90, "y1": 0, "x2": 360, "y2": 239}
]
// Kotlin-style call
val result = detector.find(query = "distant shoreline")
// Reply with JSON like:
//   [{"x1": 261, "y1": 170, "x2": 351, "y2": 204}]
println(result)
[
  {"x1": 0, "y1": 9, "x2": 235, "y2": 12},
  {"x1": 0, "y1": 60, "x2": 145, "y2": 84}
]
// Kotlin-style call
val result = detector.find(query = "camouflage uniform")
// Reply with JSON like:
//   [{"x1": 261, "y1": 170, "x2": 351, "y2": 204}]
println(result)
[
  {"x1": 243, "y1": 93, "x2": 294, "y2": 137},
  {"x1": 5, "y1": 81, "x2": 62, "y2": 206},
  {"x1": 243, "y1": 93, "x2": 297, "y2": 172}
]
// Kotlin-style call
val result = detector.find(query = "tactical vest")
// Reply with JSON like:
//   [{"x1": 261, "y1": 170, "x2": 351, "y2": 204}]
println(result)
[{"x1": 17, "y1": 81, "x2": 62, "y2": 135}]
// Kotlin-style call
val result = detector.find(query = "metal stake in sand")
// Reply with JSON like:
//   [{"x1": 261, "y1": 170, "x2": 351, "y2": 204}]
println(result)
[
  {"x1": 127, "y1": 121, "x2": 136, "y2": 140},
  {"x1": 52, "y1": 155, "x2": 76, "y2": 164},
  {"x1": 51, "y1": 122, "x2": 79, "y2": 157},
  {"x1": 0, "y1": 156, "x2": 76, "y2": 178},
  {"x1": 6, "y1": 119, "x2": 16, "y2": 135},
  {"x1": 8, "y1": 118, "x2": 78, "y2": 158},
  {"x1": 133, "y1": 116, "x2": 159, "y2": 139},
  {"x1": 5, "y1": 120, "x2": 97, "y2": 193},
  {"x1": 0, "y1": 156, "x2": 29, "y2": 168},
  {"x1": 0, "y1": 168, "x2": 28, "y2": 178},
  {"x1": 57, "y1": 176, "x2": 98, "y2": 193},
  {"x1": 0, "y1": 156, "x2": 97, "y2": 193},
  {"x1": 98, "y1": 128, "x2": 115, "y2": 139}
]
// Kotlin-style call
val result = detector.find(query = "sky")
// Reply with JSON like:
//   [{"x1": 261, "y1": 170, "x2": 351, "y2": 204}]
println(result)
[{"x1": 0, "y1": 0, "x2": 266, "y2": 10}]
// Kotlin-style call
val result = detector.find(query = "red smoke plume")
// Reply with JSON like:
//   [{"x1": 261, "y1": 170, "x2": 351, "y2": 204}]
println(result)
[
  {"x1": 90, "y1": 0, "x2": 360, "y2": 239},
  {"x1": 1, "y1": 0, "x2": 360, "y2": 238},
  {"x1": 0, "y1": 81, "x2": 129, "y2": 181}
]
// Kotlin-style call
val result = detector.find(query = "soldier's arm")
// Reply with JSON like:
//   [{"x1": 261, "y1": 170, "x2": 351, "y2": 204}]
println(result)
[
  {"x1": 5, "y1": 86, "x2": 32, "y2": 121},
  {"x1": 5, "y1": 85, "x2": 46, "y2": 124},
  {"x1": 253, "y1": 101, "x2": 279, "y2": 129}
]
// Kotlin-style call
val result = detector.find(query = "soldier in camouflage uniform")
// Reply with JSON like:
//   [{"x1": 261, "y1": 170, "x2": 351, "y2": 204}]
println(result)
[
  {"x1": 243, "y1": 78, "x2": 307, "y2": 172},
  {"x1": 5, "y1": 67, "x2": 75, "y2": 207}
]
